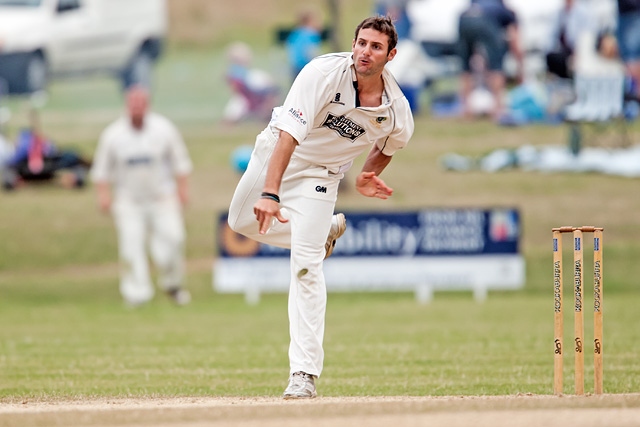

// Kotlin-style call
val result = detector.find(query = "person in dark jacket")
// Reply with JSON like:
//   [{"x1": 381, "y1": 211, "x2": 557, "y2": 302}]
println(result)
[{"x1": 457, "y1": 0, "x2": 524, "y2": 119}]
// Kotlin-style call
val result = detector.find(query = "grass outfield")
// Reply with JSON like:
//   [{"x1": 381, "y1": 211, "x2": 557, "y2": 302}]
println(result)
[
  {"x1": 1, "y1": 42, "x2": 640, "y2": 401},
  {"x1": 2, "y1": 278, "x2": 640, "y2": 398}
]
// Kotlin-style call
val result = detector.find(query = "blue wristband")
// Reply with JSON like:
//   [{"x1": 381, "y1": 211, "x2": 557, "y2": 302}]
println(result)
[{"x1": 261, "y1": 192, "x2": 280, "y2": 203}]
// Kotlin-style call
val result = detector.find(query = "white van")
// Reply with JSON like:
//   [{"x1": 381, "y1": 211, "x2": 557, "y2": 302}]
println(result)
[{"x1": 0, "y1": 0, "x2": 167, "y2": 94}]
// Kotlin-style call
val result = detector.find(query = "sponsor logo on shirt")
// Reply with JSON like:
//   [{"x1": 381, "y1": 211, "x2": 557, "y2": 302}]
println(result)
[
  {"x1": 321, "y1": 113, "x2": 365, "y2": 141},
  {"x1": 370, "y1": 116, "x2": 387, "y2": 128},
  {"x1": 288, "y1": 108, "x2": 307, "y2": 125},
  {"x1": 126, "y1": 156, "x2": 153, "y2": 166},
  {"x1": 331, "y1": 93, "x2": 345, "y2": 105}
]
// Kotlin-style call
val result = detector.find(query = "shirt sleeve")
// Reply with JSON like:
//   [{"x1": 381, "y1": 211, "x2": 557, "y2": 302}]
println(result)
[
  {"x1": 272, "y1": 61, "x2": 331, "y2": 144},
  {"x1": 90, "y1": 128, "x2": 114, "y2": 183},
  {"x1": 165, "y1": 120, "x2": 193, "y2": 176},
  {"x1": 376, "y1": 97, "x2": 414, "y2": 156}
]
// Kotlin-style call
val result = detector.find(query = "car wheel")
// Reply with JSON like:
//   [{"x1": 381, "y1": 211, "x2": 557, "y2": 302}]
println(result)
[
  {"x1": 122, "y1": 50, "x2": 153, "y2": 90},
  {"x1": 23, "y1": 53, "x2": 48, "y2": 93}
]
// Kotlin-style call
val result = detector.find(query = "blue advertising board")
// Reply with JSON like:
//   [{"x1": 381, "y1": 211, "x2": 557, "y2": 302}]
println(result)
[
  {"x1": 217, "y1": 208, "x2": 520, "y2": 258},
  {"x1": 214, "y1": 208, "x2": 524, "y2": 304}
]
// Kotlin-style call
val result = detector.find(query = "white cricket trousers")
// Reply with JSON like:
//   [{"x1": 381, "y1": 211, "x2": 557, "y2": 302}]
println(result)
[
  {"x1": 228, "y1": 128, "x2": 341, "y2": 378},
  {"x1": 112, "y1": 195, "x2": 185, "y2": 305}
]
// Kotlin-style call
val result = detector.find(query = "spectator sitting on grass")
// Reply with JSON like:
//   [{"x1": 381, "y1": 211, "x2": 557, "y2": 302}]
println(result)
[
  {"x1": 223, "y1": 41, "x2": 279, "y2": 125},
  {"x1": 2, "y1": 113, "x2": 91, "y2": 191}
]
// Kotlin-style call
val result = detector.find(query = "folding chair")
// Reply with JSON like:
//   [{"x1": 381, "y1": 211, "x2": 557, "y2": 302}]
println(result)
[
  {"x1": 564, "y1": 72, "x2": 628, "y2": 154},
  {"x1": 563, "y1": 33, "x2": 629, "y2": 154}
]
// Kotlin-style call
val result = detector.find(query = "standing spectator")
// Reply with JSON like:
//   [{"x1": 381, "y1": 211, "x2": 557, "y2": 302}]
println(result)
[
  {"x1": 617, "y1": 0, "x2": 640, "y2": 99},
  {"x1": 90, "y1": 86, "x2": 192, "y2": 307},
  {"x1": 285, "y1": 8, "x2": 323, "y2": 80},
  {"x1": 457, "y1": 0, "x2": 524, "y2": 120},
  {"x1": 227, "y1": 16, "x2": 414, "y2": 399}
]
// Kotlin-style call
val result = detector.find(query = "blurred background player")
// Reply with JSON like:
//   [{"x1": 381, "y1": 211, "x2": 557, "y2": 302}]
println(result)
[{"x1": 90, "y1": 86, "x2": 193, "y2": 307}]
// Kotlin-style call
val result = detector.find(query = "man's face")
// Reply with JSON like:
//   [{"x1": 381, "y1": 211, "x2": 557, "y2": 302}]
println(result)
[
  {"x1": 351, "y1": 28, "x2": 396, "y2": 77},
  {"x1": 126, "y1": 88, "x2": 148, "y2": 127}
]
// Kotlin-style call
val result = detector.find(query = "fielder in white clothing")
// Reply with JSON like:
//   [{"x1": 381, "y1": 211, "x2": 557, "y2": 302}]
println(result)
[
  {"x1": 91, "y1": 86, "x2": 193, "y2": 307},
  {"x1": 228, "y1": 16, "x2": 414, "y2": 399}
]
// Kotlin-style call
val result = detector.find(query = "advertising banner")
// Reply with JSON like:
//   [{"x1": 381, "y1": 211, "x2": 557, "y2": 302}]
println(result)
[{"x1": 214, "y1": 208, "x2": 524, "y2": 304}]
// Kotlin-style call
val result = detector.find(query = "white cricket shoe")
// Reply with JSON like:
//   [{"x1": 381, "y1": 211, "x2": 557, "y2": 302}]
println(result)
[
  {"x1": 324, "y1": 213, "x2": 346, "y2": 259},
  {"x1": 283, "y1": 371, "x2": 317, "y2": 399},
  {"x1": 167, "y1": 288, "x2": 191, "y2": 306}
]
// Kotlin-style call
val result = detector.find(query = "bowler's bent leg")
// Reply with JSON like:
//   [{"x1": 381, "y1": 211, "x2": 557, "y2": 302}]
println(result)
[{"x1": 228, "y1": 130, "x2": 292, "y2": 248}]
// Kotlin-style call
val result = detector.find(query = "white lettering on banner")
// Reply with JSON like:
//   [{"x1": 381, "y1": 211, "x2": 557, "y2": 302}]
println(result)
[
  {"x1": 421, "y1": 226, "x2": 484, "y2": 252},
  {"x1": 419, "y1": 210, "x2": 485, "y2": 252},
  {"x1": 214, "y1": 209, "x2": 523, "y2": 304},
  {"x1": 419, "y1": 209, "x2": 484, "y2": 226},
  {"x1": 340, "y1": 220, "x2": 420, "y2": 255},
  {"x1": 337, "y1": 211, "x2": 485, "y2": 255}
]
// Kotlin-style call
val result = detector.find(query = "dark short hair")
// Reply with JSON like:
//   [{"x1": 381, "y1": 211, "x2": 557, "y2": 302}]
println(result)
[{"x1": 354, "y1": 15, "x2": 398, "y2": 53}]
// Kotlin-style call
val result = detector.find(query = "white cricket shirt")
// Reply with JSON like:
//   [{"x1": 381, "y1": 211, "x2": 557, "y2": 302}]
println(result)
[
  {"x1": 270, "y1": 52, "x2": 414, "y2": 174},
  {"x1": 91, "y1": 112, "x2": 192, "y2": 202}
]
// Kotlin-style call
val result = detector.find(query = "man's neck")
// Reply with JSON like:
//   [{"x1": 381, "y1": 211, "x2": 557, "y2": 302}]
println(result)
[
  {"x1": 130, "y1": 117, "x2": 144, "y2": 130},
  {"x1": 355, "y1": 74, "x2": 384, "y2": 107}
]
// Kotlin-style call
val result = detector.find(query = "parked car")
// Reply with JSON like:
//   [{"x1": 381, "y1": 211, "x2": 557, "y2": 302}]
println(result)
[{"x1": 0, "y1": 0, "x2": 167, "y2": 95}]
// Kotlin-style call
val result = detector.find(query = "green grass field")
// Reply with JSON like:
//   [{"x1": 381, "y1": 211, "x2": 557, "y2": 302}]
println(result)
[{"x1": 1, "y1": 38, "x2": 640, "y2": 401}]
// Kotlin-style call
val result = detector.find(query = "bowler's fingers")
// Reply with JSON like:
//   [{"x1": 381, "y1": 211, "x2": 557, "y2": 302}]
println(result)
[
  {"x1": 371, "y1": 175, "x2": 393, "y2": 199},
  {"x1": 257, "y1": 212, "x2": 289, "y2": 234},
  {"x1": 361, "y1": 171, "x2": 376, "y2": 179},
  {"x1": 254, "y1": 203, "x2": 288, "y2": 235},
  {"x1": 274, "y1": 210, "x2": 289, "y2": 225},
  {"x1": 355, "y1": 171, "x2": 376, "y2": 187}
]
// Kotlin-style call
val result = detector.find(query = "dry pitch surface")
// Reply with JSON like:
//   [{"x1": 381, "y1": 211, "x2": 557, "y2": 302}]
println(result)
[{"x1": 2, "y1": 394, "x2": 640, "y2": 427}]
